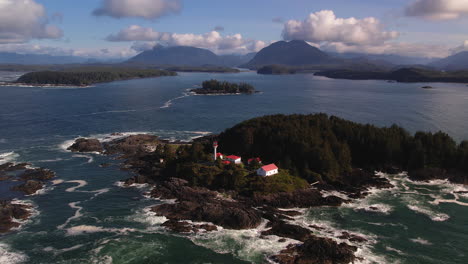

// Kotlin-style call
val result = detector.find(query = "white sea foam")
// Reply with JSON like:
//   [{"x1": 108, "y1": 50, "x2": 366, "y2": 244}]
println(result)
[
  {"x1": 0, "y1": 243, "x2": 28, "y2": 264},
  {"x1": 407, "y1": 205, "x2": 450, "y2": 222},
  {"x1": 133, "y1": 207, "x2": 168, "y2": 227},
  {"x1": 320, "y1": 190, "x2": 350, "y2": 200},
  {"x1": 9, "y1": 199, "x2": 40, "y2": 229},
  {"x1": 160, "y1": 91, "x2": 191, "y2": 109},
  {"x1": 410, "y1": 237, "x2": 433, "y2": 246},
  {"x1": 385, "y1": 246, "x2": 406, "y2": 256},
  {"x1": 58, "y1": 138, "x2": 78, "y2": 152},
  {"x1": 191, "y1": 220, "x2": 301, "y2": 263},
  {"x1": 58, "y1": 202, "x2": 83, "y2": 230},
  {"x1": 351, "y1": 203, "x2": 394, "y2": 215},
  {"x1": 72, "y1": 154, "x2": 94, "y2": 163},
  {"x1": 65, "y1": 225, "x2": 136, "y2": 236},
  {"x1": 34, "y1": 158, "x2": 66, "y2": 163},
  {"x1": 43, "y1": 244, "x2": 84, "y2": 255},
  {"x1": 65, "y1": 180, "x2": 88, "y2": 192},
  {"x1": 52, "y1": 179, "x2": 64, "y2": 185},
  {"x1": 0, "y1": 151, "x2": 19, "y2": 164}
]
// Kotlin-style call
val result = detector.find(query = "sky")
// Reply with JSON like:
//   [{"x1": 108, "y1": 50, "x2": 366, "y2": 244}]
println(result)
[{"x1": 1, "y1": 0, "x2": 468, "y2": 59}]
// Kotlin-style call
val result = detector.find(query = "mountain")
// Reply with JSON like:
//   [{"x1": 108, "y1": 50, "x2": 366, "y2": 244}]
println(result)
[
  {"x1": 430, "y1": 51, "x2": 468, "y2": 71},
  {"x1": 127, "y1": 45, "x2": 222, "y2": 66},
  {"x1": 218, "y1": 52, "x2": 256, "y2": 67},
  {"x1": 329, "y1": 52, "x2": 434, "y2": 66},
  {"x1": 242, "y1": 40, "x2": 337, "y2": 69},
  {"x1": 0, "y1": 52, "x2": 89, "y2": 65}
]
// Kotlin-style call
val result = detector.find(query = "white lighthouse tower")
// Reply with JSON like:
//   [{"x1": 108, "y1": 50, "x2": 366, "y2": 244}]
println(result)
[{"x1": 213, "y1": 141, "x2": 218, "y2": 161}]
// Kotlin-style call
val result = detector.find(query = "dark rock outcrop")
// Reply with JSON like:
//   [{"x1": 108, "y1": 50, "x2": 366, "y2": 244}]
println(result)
[
  {"x1": 12, "y1": 180, "x2": 44, "y2": 195},
  {"x1": 271, "y1": 236, "x2": 357, "y2": 264},
  {"x1": 161, "y1": 219, "x2": 218, "y2": 233},
  {"x1": 68, "y1": 138, "x2": 103, "y2": 153},
  {"x1": 151, "y1": 179, "x2": 262, "y2": 230},
  {"x1": 262, "y1": 221, "x2": 312, "y2": 242},
  {"x1": 409, "y1": 168, "x2": 468, "y2": 184},
  {"x1": 103, "y1": 134, "x2": 159, "y2": 156},
  {"x1": 250, "y1": 188, "x2": 344, "y2": 208},
  {"x1": 19, "y1": 168, "x2": 55, "y2": 181},
  {"x1": 0, "y1": 200, "x2": 32, "y2": 233}
]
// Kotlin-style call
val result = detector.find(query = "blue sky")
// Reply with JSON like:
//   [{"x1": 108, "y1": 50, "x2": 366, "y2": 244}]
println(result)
[{"x1": 1, "y1": 0, "x2": 468, "y2": 58}]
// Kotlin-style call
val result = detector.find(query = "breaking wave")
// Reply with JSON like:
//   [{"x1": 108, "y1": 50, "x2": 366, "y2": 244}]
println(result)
[{"x1": 0, "y1": 243, "x2": 28, "y2": 264}]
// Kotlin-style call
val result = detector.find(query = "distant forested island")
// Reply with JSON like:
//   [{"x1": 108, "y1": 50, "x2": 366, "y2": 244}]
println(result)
[
  {"x1": 165, "y1": 66, "x2": 240, "y2": 73},
  {"x1": 257, "y1": 65, "x2": 297, "y2": 75},
  {"x1": 191, "y1": 79, "x2": 256, "y2": 94},
  {"x1": 15, "y1": 67, "x2": 176, "y2": 86},
  {"x1": 315, "y1": 68, "x2": 468, "y2": 83}
]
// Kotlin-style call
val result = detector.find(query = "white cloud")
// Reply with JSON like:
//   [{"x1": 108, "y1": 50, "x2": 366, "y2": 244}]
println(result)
[
  {"x1": 405, "y1": 0, "x2": 468, "y2": 20},
  {"x1": 107, "y1": 25, "x2": 267, "y2": 54},
  {"x1": 282, "y1": 10, "x2": 398, "y2": 46},
  {"x1": 0, "y1": 43, "x2": 137, "y2": 59},
  {"x1": 93, "y1": 0, "x2": 181, "y2": 19},
  {"x1": 0, "y1": 0, "x2": 63, "y2": 43},
  {"x1": 321, "y1": 41, "x2": 450, "y2": 58},
  {"x1": 450, "y1": 40, "x2": 468, "y2": 54}
]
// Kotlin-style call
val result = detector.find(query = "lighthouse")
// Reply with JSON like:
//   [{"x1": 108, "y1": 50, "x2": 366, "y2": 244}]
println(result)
[{"x1": 213, "y1": 141, "x2": 218, "y2": 161}]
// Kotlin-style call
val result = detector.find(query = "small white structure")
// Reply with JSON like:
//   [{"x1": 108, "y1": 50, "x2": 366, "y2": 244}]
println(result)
[
  {"x1": 257, "y1": 164, "x2": 279, "y2": 177},
  {"x1": 213, "y1": 141, "x2": 218, "y2": 161},
  {"x1": 226, "y1": 155, "x2": 242, "y2": 164}
]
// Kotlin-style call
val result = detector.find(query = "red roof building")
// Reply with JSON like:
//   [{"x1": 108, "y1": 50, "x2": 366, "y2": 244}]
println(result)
[
  {"x1": 226, "y1": 155, "x2": 242, "y2": 164},
  {"x1": 257, "y1": 163, "x2": 279, "y2": 177},
  {"x1": 248, "y1": 157, "x2": 262, "y2": 164}
]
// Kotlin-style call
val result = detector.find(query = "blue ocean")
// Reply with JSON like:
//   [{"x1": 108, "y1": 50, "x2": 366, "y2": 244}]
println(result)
[{"x1": 1, "y1": 71, "x2": 467, "y2": 263}]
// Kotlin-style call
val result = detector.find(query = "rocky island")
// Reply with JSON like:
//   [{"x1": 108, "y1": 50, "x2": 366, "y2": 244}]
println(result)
[
  {"x1": 0, "y1": 162, "x2": 56, "y2": 233},
  {"x1": 13, "y1": 67, "x2": 177, "y2": 86},
  {"x1": 66, "y1": 113, "x2": 468, "y2": 263},
  {"x1": 190, "y1": 79, "x2": 256, "y2": 95},
  {"x1": 315, "y1": 67, "x2": 468, "y2": 83}
]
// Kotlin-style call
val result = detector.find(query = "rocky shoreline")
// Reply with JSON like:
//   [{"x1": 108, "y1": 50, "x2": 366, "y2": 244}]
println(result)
[{"x1": 67, "y1": 134, "x2": 401, "y2": 263}]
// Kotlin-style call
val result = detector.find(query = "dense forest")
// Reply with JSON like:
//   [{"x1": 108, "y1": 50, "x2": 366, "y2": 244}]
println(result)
[
  {"x1": 215, "y1": 114, "x2": 468, "y2": 184},
  {"x1": 191, "y1": 79, "x2": 256, "y2": 94},
  {"x1": 165, "y1": 66, "x2": 240, "y2": 73},
  {"x1": 146, "y1": 142, "x2": 308, "y2": 195},
  {"x1": 16, "y1": 68, "x2": 176, "y2": 86},
  {"x1": 315, "y1": 68, "x2": 468, "y2": 83}
]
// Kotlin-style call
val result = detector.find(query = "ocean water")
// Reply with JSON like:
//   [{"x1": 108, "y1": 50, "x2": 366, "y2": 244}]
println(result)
[{"x1": 0, "y1": 71, "x2": 467, "y2": 263}]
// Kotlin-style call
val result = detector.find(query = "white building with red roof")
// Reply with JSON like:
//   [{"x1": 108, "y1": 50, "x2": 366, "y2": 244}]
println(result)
[
  {"x1": 225, "y1": 155, "x2": 242, "y2": 164},
  {"x1": 257, "y1": 164, "x2": 279, "y2": 177}
]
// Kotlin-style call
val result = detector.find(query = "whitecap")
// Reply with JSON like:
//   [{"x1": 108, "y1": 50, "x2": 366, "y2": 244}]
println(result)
[
  {"x1": 51, "y1": 179, "x2": 64, "y2": 185},
  {"x1": 64, "y1": 180, "x2": 88, "y2": 192},
  {"x1": 43, "y1": 244, "x2": 85, "y2": 255},
  {"x1": 160, "y1": 92, "x2": 191, "y2": 109},
  {"x1": 410, "y1": 237, "x2": 433, "y2": 246},
  {"x1": 65, "y1": 225, "x2": 136, "y2": 236},
  {"x1": 0, "y1": 243, "x2": 28, "y2": 264},
  {"x1": 0, "y1": 151, "x2": 19, "y2": 165},
  {"x1": 72, "y1": 154, "x2": 94, "y2": 163},
  {"x1": 407, "y1": 205, "x2": 450, "y2": 222},
  {"x1": 190, "y1": 220, "x2": 301, "y2": 263},
  {"x1": 57, "y1": 202, "x2": 83, "y2": 230}
]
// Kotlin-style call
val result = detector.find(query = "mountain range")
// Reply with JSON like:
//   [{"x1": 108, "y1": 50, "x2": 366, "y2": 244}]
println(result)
[{"x1": 2, "y1": 41, "x2": 468, "y2": 71}]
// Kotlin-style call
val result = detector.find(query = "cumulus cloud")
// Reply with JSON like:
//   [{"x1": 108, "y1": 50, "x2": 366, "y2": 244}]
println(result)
[
  {"x1": 282, "y1": 10, "x2": 398, "y2": 46},
  {"x1": 450, "y1": 40, "x2": 468, "y2": 54},
  {"x1": 405, "y1": 0, "x2": 468, "y2": 20},
  {"x1": 0, "y1": 43, "x2": 137, "y2": 59},
  {"x1": 0, "y1": 0, "x2": 63, "y2": 43},
  {"x1": 107, "y1": 25, "x2": 267, "y2": 54},
  {"x1": 93, "y1": 0, "x2": 181, "y2": 19},
  {"x1": 321, "y1": 41, "x2": 450, "y2": 58}
]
